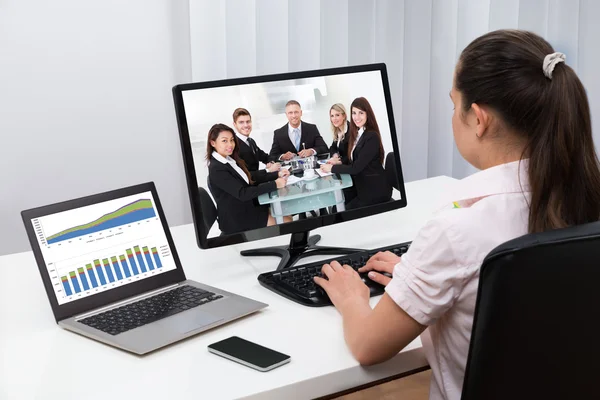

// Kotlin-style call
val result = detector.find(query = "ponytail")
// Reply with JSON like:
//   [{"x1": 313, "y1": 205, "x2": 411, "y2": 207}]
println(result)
[
  {"x1": 456, "y1": 29, "x2": 600, "y2": 233},
  {"x1": 525, "y1": 66, "x2": 600, "y2": 232}
]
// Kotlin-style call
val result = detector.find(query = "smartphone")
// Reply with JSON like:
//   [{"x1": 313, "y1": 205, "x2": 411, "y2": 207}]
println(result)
[{"x1": 207, "y1": 336, "x2": 291, "y2": 372}]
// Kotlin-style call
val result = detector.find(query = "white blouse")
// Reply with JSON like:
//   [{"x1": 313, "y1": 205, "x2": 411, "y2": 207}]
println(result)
[
  {"x1": 350, "y1": 127, "x2": 365, "y2": 160},
  {"x1": 212, "y1": 152, "x2": 249, "y2": 184},
  {"x1": 385, "y1": 160, "x2": 531, "y2": 400}
]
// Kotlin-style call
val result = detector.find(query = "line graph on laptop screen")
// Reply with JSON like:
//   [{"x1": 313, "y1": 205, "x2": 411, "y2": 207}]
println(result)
[{"x1": 30, "y1": 192, "x2": 177, "y2": 305}]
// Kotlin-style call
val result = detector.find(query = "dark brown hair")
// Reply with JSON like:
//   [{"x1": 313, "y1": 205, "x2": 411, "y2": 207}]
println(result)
[
  {"x1": 456, "y1": 29, "x2": 600, "y2": 233},
  {"x1": 232, "y1": 107, "x2": 251, "y2": 123},
  {"x1": 348, "y1": 97, "x2": 384, "y2": 164},
  {"x1": 205, "y1": 123, "x2": 253, "y2": 183}
]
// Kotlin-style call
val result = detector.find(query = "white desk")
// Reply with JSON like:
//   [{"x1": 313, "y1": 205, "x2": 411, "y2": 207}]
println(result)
[{"x1": 0, "y1": 176, "x2": 457, "y2": 400}]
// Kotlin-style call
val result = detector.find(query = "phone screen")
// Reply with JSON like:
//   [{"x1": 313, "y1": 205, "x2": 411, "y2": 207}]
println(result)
[{"x1": 208, "y1": 336, "x2": 290, "y2": 370}]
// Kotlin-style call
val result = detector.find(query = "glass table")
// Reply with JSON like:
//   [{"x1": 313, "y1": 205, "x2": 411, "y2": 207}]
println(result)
[{"x1": 258, "y1": 172, "x2": 353, "y2": 224}]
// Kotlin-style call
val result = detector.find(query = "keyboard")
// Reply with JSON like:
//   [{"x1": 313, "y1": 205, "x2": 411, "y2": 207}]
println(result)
[
  {"x1": 257, "y1": 242, "x2": 411, "y2": 307},
  {"x1": 79, "y1": 286, "x2": 222, "y2": 335}
]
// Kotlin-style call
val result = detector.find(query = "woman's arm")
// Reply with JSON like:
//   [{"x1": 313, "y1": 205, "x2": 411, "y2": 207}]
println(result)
[
  {"x1": 331, "y1": 132, "x2": 379, "y2": 175},
  {"x1": 314, "y1": 262, "x2": 425, "y2": 365},
  {"x1": 251, "y1": 169, "x2": 278, "y2": 183},
  {"x1": 342, "y1": 293, "x2": 425, "y2": 365},
  {"x1": 211, "y1": 167, "x2": 276, "y2": 202},
  {"x1": 329, "y1": 140, "x2": 339, "y2": 156}
]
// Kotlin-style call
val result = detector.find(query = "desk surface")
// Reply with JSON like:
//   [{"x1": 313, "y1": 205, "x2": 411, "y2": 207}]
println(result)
[{"x1": 0, "y1": 176, "x2": 457, "y2": 400}]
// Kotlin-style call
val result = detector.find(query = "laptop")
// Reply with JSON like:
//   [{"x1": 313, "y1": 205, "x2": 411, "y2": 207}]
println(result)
[{"x1": 21, "y1": 182, "x2": 267, "y2": 355}]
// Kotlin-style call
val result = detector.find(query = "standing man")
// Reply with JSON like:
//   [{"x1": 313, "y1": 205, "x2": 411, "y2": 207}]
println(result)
[
  {"x1": 269, "y1": 100, "x2": 328, "y2": 161},
  {"x1": 232, "y1": 108, "x2": 280, "y2": 173}
]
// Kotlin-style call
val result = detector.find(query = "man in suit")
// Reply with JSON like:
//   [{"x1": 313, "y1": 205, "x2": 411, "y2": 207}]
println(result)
[
  {"x1": 232, "y1": 108, "x2": 280, "y2": 173},
  {"x1": 269, "y1": 100, "x2": 328, "y2": 161}
]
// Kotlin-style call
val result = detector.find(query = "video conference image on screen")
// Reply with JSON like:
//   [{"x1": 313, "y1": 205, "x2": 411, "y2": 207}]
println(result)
[{"x1": 181, "y1": 69, "x2": 402, "y2": 238}]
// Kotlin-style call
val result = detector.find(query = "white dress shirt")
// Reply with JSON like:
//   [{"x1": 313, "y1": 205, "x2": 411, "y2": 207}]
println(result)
[
  {"x1": 350, "y1": 127, "x2": 365, "y2": 160},
  {"x1": 287, "y1": 123, "x2": 316, "y2": 156},
  {"x1": 211, "y1": 151, "x2": 249, "y2": 184},
  {"x1": 288, "y1": 123, "x2": 301, "y2": 148},
  {"x1": 236, "y1": 132, "x2": 249, "y2": 146},
  {"x1": 385, "y1": 160, "x2": 531, "y2": 400}
]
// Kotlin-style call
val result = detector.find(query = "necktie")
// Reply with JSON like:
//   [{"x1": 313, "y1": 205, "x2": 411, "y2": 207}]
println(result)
[
  {"x1": 293, "y1": 128, "x2": 300, "y2": 151},
  {"x1": 247, "y1": 137, "x2": 257, "y2": 155}
]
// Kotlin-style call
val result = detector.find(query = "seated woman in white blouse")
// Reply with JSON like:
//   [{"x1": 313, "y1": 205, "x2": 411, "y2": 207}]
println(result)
[
  {"x1": 314, "y1": 29, "x2": 600, "y2": 400},
  {"x1": 206, "y1": 123, "x2": 291, "y2": 235}
]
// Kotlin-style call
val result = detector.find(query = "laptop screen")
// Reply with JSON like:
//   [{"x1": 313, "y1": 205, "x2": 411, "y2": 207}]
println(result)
[{"x1": 29, "y1": 191, "x2": 178, "y2": 306}]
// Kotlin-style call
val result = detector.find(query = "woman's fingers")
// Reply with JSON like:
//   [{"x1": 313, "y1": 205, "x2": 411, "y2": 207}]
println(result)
[
  {"x1": 359, "y1": 260, "x2": 396, "y2": 275},
  {"x1": 366, "y1": 271, "x2": 392, "y2": 286}
]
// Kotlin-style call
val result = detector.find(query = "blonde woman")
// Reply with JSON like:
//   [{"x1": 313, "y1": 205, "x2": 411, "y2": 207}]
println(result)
[{"x1": 327, "y1": 103, "x2": 350, "y2": 164}]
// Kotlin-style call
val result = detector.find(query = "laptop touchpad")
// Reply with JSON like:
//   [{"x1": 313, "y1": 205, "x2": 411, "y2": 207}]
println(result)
[{"x1": 162, "y1": 309, "x2": 223, "y2": 334}]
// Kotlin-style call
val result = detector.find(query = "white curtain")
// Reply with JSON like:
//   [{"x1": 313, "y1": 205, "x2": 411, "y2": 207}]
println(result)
[{"x1": 189, "y1": 0, "x2": 600, "y2": 181}]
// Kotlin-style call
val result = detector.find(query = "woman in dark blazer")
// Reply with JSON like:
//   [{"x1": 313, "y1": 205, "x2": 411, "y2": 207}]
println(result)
[
  {"x1": 328, "y1": 103, "x2": 351, "y2": 163},
  {"x1": 327, "y1": 103, "x2": 356, "y2": 206},
  {"x1": 320, "y1": 97, "x2": 392, "y2": 209},
  {"x1": 206, "y1": 123, "x2": 289, "y2": 235}
]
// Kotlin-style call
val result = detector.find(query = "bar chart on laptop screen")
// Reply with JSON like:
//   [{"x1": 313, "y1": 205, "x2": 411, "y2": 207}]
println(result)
[{"x1": 31, "y1": 192, "x2": 177, "y2": 305}]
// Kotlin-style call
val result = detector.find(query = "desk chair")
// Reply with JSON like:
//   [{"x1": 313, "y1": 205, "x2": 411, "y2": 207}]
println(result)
[
  {"x1": 461, "y1": 221, "x2": 600, "y2": 400},
  {"x1": 197, "y1": 186, "x2": 218, "y2": 233},
  {"x1": 384, "y1": 152, "x2": 399, "y2": 190}
]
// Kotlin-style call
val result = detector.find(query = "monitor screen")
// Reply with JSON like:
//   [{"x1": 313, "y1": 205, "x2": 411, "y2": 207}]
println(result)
[
  {"x1": 173, "y1": 63, "x2": 406, "y2": 260},
  {"x1": 28, "y1": 191, "x2": 178, "y2": 305}
]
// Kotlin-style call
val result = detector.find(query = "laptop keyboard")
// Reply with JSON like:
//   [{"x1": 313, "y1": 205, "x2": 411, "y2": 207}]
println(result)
[{"x1": 79, "y1": 286, "x2": 222, "y2": 336}]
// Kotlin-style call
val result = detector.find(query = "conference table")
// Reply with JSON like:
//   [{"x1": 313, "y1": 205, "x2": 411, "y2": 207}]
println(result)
[
  {"x1": 258, "y1": 156, "x2": 353, "y2": 223},
  {"x1": 258, "y1": 173, "x2": 353, "y2": 223},
  {"x1": 0, "y1": 175, "x2": 457, "y2": 400}
]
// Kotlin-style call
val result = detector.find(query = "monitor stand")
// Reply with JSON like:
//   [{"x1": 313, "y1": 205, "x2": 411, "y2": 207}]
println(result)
[{"x1": 240, "y1": 231, "x2": 364, "y2": 271}]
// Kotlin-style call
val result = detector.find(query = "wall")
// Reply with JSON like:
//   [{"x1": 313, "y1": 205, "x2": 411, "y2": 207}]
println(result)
[
  {"x1": 0, "y1": 0, "x2": 192, "y2": 255},
  {"x1": 189, "y1": 0, "x2": 600, "y2": 181},
  {"x1": 3, "y1": 0, "x2": 600, "y2": 255}
]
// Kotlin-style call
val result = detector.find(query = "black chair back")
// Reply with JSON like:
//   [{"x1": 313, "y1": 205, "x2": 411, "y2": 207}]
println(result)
[
  {"x1": 461, "y1": 221, "x2": 600, "y2": 400},
  {"x1": 197, "y1": 186, "x2": 217, "y2": 234},
  {"x1": 384, "y1": 152, "x2": 399, "y2": 190}
]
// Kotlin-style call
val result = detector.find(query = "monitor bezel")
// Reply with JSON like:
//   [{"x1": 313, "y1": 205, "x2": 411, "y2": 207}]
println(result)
[
  {"x1": 21, "y1": 182, "x2": 187, "y2": 322},
  {"x1": 172, "y1": 63, "x2": 407, "y2": 249}
]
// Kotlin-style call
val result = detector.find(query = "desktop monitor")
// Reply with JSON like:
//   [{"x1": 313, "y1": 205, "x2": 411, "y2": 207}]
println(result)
[{"x1": 172, "y1": 63, "x2": 407, "y2": 270}]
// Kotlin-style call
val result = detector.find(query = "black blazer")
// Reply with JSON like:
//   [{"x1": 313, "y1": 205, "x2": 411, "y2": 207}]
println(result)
[
  {"x1": 269, "y1": 121, "x2": 328, "y2": 161},
  {"x1": 331, "y1": 131, "x2": 392, "y2": 208},
  {"x1": 237, "y1": 135, "x2": 269, "y2": 171},
  {"x1": 208, "y1": 157, "x2": 277, "y2": 235},
  {"x1": 329, "y1": 121, "x2": 351, "y2": 163}
]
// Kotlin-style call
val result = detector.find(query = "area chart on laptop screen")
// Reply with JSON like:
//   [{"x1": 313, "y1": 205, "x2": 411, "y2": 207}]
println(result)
[
  {"x1": 43, "y1": 199, "x2": 156, "y2": 245},
  {"x1": 31, "y1": 192, "x2": 178, "y2": 305}
]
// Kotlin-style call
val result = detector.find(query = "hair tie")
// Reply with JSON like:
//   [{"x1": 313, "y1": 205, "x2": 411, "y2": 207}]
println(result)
[{"x1": 543, "y1": 52, "x2": 566, "y2": 80}]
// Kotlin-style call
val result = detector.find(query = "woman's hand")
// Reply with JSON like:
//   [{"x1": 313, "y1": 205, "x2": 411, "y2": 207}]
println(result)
[
  {"x1": 275, "y1": 176, "x2": 288, "y2": 189},
  {"x1": 358, "y1": 251, "x2": 400, "y2": 286},
  {"x1": 278, "y1": 168, "x2": 290, "y2": 178},
  {"x1": 320, "y1": 164, "x2": 333, "y2": 173},
  {"x1": 327, "y1": 155, "x2": 342, "y2": 165},
  {"x1": 267, "y1": 162, "x2": 281, "y2": 172},
  {"x1": 314, "y1": 261, "x2": 370, "y2": 312}
]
